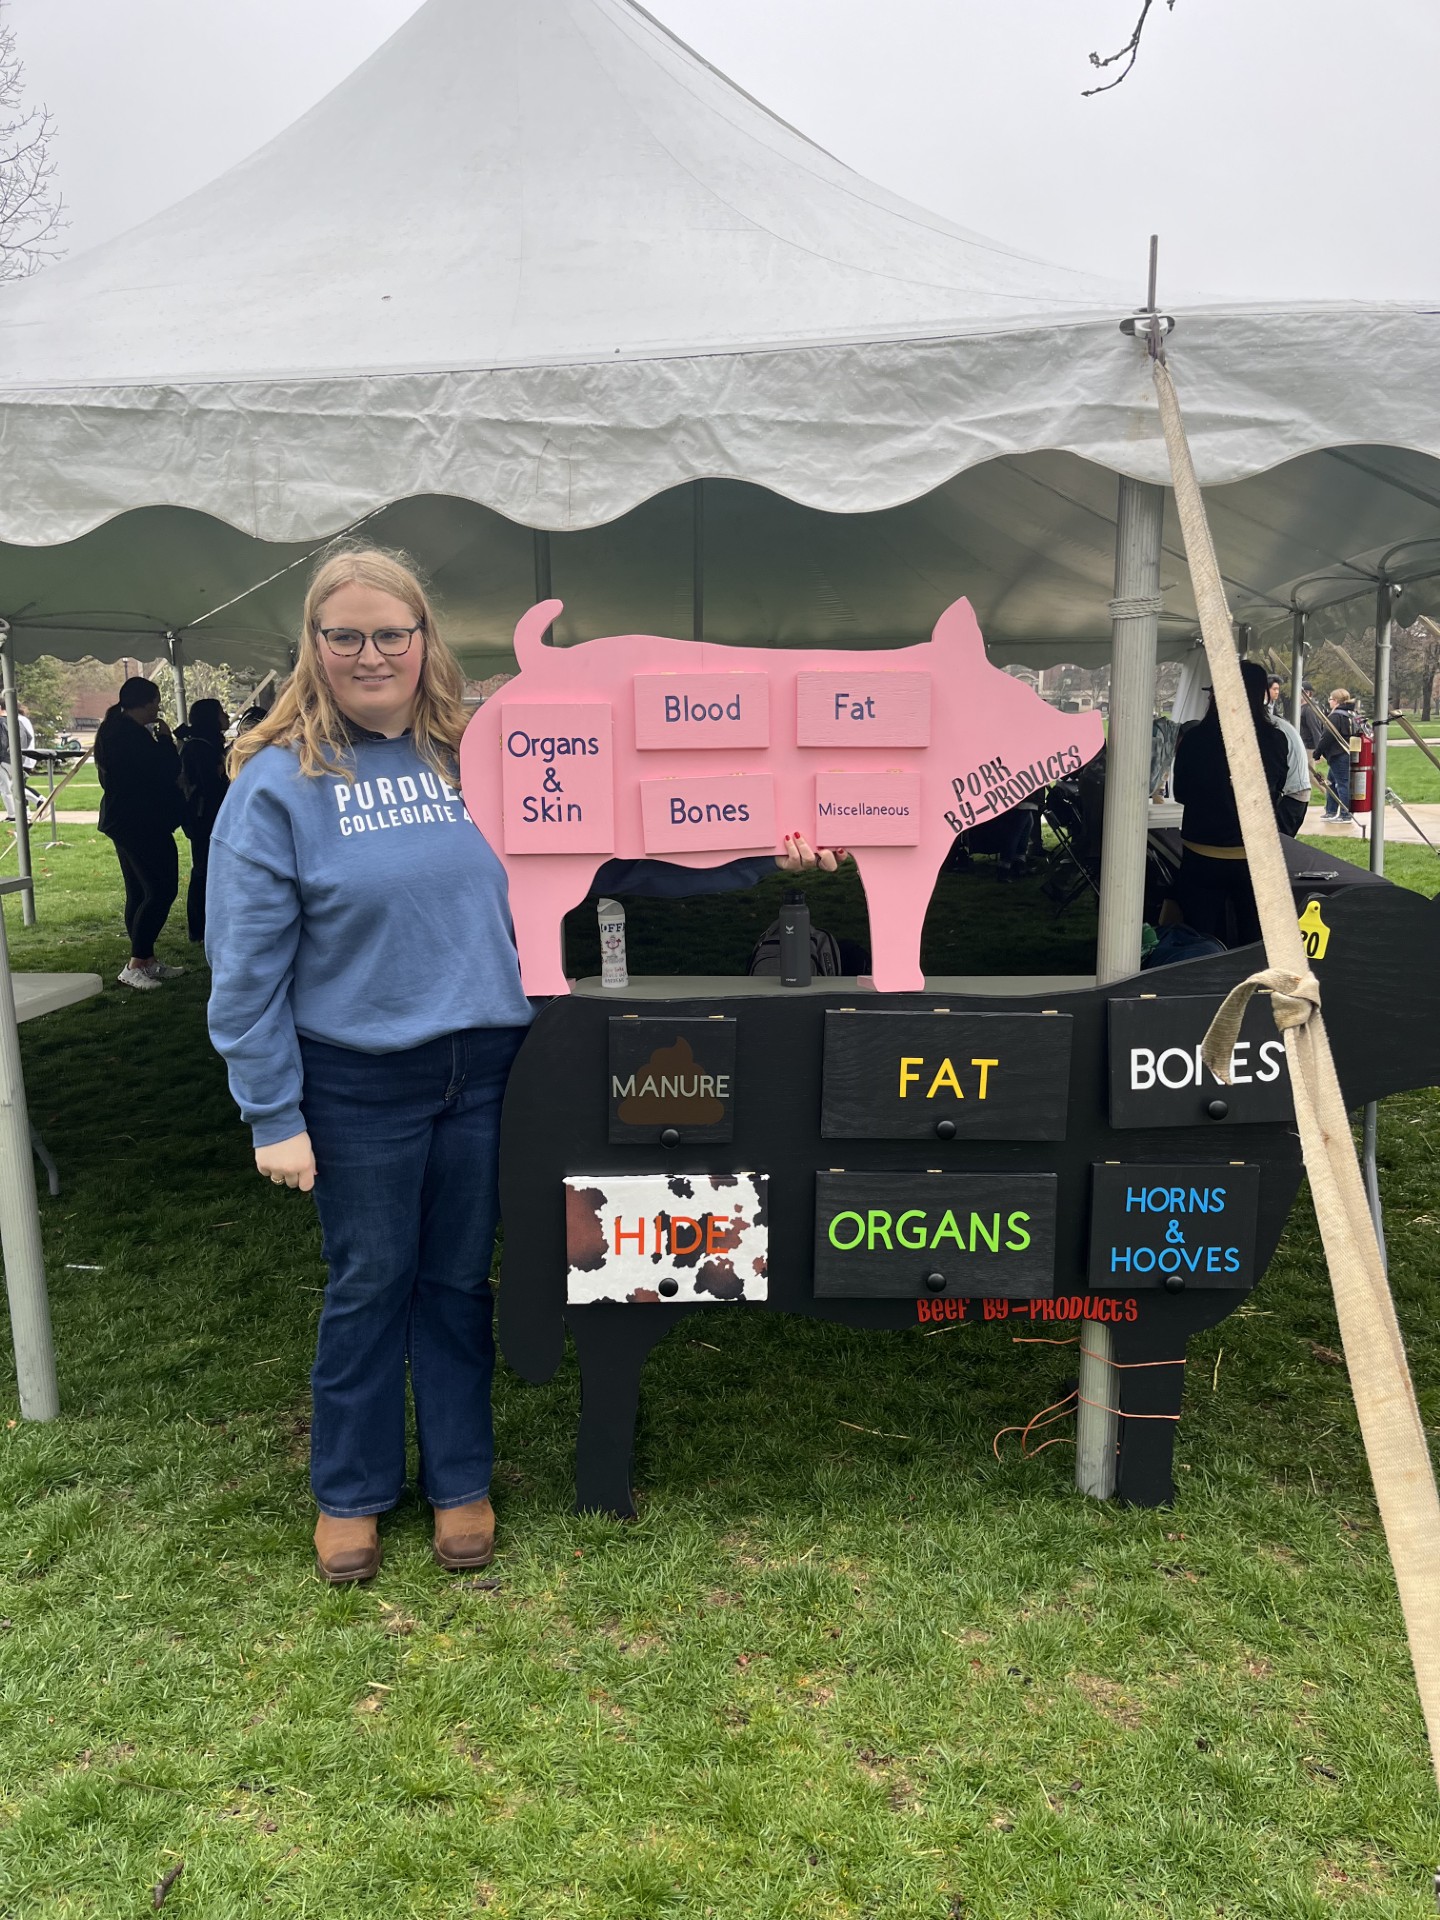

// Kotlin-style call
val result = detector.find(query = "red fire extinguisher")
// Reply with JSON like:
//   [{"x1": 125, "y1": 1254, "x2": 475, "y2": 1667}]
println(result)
[{"x1": 1351, "y1": 729, "x2": 1373, "y2": 815}]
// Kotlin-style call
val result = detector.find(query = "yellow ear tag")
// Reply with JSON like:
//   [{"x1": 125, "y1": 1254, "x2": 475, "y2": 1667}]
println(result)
[{"x1": 1297, "y1": 899, "x2": 1331, "y2": 960}]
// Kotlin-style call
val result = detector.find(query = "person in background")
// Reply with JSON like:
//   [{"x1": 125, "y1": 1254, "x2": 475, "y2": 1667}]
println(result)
[
  {"x1": 1319, "y1": 688, "x2": 1357, "y2": 820},
  {"x1": 1171, "y1": 659, "x2": 1289, "y2": 946},
  {"x1": 1270, "y1": 703, "x2": 1314, "y2": 836},
  {"x1": 94, "y1": 676, "x2": 186, "y2": 991},
  {"x1": 1297, "y1": 683, "x2": 1325, "y2": 756},
  {"x1": 0, "y1": 704, "x2": 39, "y2": 821},
  {"x1": 178, "y1": 698, "x2": 230, "y2": 943},
  {"x1": 206, "y1": 546, "x2": 841, "y2": 1585},
  {"x1": 1265, "y1": 676, "x2": 1283, "y2": 716}
]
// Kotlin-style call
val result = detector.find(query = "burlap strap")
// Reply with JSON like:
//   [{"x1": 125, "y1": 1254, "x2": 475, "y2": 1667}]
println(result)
[{"x1": 1152, "y1": 351, "x2": 1440, "y2": 1799}]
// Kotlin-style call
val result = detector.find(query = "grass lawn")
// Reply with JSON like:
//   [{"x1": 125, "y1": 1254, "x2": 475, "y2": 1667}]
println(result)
[{"x1": 0, "y1": 830, "x2": 1438, "y2": 1917}]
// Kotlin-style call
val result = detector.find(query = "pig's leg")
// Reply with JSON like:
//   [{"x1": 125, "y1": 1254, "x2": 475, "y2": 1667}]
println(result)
[
  {"x1": 568, "y1": 1307, "x2": 673, "y2": 1516},
  {"x1": 503, "y1": 854, "x2": 602, "y2": 997},
  {"x1": 1111, "y1": 1318, "x2": 1189, "y2": 1508},
  {"x1": 851, "y1": 849, "x2": 936, "y2": 992}
]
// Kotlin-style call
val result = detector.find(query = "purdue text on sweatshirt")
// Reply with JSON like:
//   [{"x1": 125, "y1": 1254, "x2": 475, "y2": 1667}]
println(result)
[{"x1": 206, "y1": 734, "x2": 772, "y2": 1147}]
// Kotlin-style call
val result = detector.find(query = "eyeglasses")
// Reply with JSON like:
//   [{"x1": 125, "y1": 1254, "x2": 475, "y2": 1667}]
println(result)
[{"x1": 317, "y1": 625, "x2": 422, "y2": 658}]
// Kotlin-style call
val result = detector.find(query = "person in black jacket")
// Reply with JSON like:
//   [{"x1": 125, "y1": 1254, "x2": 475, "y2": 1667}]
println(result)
[
  {"x1": 94, "y1": 676, "x2": 186, "y2": 990},
  {"x1": 177, "y1": 698, "x2": 231, "y2": 943},
  {"x1": 1172, "y1": 659, "x2": 1289, "y2": 948}
]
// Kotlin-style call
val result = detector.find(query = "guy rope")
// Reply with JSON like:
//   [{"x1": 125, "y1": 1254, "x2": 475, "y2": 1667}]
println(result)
[{"x1": 1144, "y1": 323, "x2": 1440, "y2": 1802}]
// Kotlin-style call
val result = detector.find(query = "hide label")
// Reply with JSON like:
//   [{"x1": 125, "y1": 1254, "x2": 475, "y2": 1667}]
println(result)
[
  {"x1": 795, "y1": 673, "x2": 931, "y2": 747},
  {"x1": 640, "y1": 773, "x2": 776, "y2": 852},
  {"x1": 608, "y1": 1017, "x2": 736, "y2": 1144},
  {"x1": 814, "y1": 1170, "x2": 1056, "y2": 1298},
  {"x1": 500, "y1": 702, "x2": 615, "y2": 854},
  {"x1": 633, "y1": 673, "x2": 771, "y2": 750},
  {"x1": 1088, "y1": 1163, "x2": 1260, "y2": 1290},
  {"x1": 821, "y1": 1011, "x2": 1072, "y2": 1139},
  {"x1": 565, "y1": 1173, "x2": 768, "y2": 1305},
  {"x1": 1108, "y1": 996, "x2": 1294, "y2": 1128},
  {"x1": 813, "y1": 770, "x2": 920, "y2": 845}
]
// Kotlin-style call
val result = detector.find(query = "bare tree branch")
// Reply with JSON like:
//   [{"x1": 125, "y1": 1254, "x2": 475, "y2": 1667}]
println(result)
[
  {"x1": 0, "y1": 1, "x2": 65, "y2": 280},
  {"x1": 1084, "y1": 0, "x2": 1177, "y2": 97}
]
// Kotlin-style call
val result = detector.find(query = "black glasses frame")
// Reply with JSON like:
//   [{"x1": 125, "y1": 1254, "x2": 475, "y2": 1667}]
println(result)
[{"x1": 317, "y1": 624, "x2": 423, "y2": 658}]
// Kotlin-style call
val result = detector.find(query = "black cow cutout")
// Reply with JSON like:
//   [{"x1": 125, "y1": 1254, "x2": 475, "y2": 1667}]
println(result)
[{"x1": 498, "y1": 883, "x2": 1440, "y2": 1515}]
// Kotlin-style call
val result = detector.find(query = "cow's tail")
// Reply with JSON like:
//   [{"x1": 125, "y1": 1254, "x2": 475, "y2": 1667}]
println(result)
[{"x1": 513, "y1": 599, "x2": 565, "y2": 669}]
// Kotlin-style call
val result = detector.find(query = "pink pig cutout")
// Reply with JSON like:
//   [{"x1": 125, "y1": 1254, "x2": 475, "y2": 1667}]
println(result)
[{"x1": 459, "y1": 597, "x2": 1104, "y2": 996}]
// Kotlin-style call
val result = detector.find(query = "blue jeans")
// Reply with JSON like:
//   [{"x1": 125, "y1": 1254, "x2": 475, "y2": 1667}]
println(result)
[
  {"x1": 1323, "y1": 756, "x2": 1352, "y2": 818},
  {"x1": 299, "y1": 1025, "x2": 527, "y2": 1517}
]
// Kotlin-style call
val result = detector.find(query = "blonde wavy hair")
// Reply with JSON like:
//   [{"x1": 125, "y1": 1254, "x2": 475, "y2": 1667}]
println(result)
[{"x1": 229, "y1": 546, "x2": 470, "y2": 782}]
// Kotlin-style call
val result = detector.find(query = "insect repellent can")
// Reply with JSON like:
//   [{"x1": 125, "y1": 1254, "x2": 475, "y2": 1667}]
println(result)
[
  {"x1": 778, "y1": 889, "x2": 812, "y2": 988},
  {"x1": 597, "y1": 898, "x2": 628, "y2": 989}
]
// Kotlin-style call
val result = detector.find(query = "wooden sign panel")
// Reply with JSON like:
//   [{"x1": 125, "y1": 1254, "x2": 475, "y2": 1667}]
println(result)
[
  {"x1": 821, "y1": 1010, "x2": 1072, "y2": 1140},
  {"x1": 1088, "y1": 1163, "x2": 1260, "y2": 1290},
  {"x1": 813, "y1": 770, "x2": 920, "y2": 846},
  {"x1": 795, "y1": 673, "x2": 931, "y2": 747},
  {"x1": 813, "y1": 1170, "x2": 1056, "y2": 1298},
  {"x1": 565, "y1": 1172, "x2": 769, "y2": 1305},
  {"x1": 633, "y1": 674, "x2": 770, "y2": 749},
  {"x1": 639, "y1": 774, "x2": 775, "y2": 853},
  {"x1": 1109, "y1": 996, "x2": 1293, "y2": 1129},
  {"x1": 499, "y1": 702, "x2": 615, "y2": 854},
  {"x1": 608, "y1": 1017, "x2": 736, "y2": 1144}
]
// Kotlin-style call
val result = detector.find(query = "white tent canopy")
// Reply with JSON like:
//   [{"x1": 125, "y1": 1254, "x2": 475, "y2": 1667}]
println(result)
[{"x1": 1, "y1": 0, "x2": 1439, "y2": 671}]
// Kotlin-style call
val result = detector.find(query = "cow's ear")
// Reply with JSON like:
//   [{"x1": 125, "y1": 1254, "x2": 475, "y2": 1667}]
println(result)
[
  {"x1": 929, "y1": 598, "x2": 986, "y2": 662},
  {"x1": 514, "y1": 598, "x2": 565, "y2": 664}
]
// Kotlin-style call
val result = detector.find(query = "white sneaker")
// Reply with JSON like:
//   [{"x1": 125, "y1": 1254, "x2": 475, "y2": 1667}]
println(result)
[
  {"x1": 117, "y1": 963, "x2": 163, "y2": 991},
  {"x1": 151, "y1": 962, "x2": 186, "y2": 980}
]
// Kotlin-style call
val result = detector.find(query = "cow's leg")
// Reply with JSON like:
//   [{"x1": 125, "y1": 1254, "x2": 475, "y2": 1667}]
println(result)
[
  {"x1": 568, "y1": 1308, "x2": 673, "y2": 1517},
  {"x1": 503, "y1": 854, "x2": 602, "y2": 996},
  {"x1": 1110, "y1": 1314, "x2": 1190, "y2": 1508},
  {"x1": 851, "y1": 849, "x2": 934, "y2": 992}
]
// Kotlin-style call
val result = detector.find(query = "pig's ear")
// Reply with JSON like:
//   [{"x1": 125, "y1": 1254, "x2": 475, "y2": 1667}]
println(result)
[
  {"x1": 929, "y1": 598, "x2": 986, "y2": 663},
  {"x1": 514, "y1": 599, "x2": 565, "y2": 665}
]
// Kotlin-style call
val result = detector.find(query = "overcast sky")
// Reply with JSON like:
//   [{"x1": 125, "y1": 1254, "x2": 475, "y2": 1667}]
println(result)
[{"x1": 8, "y1": 0, "x2": 1439, "y2": 303}]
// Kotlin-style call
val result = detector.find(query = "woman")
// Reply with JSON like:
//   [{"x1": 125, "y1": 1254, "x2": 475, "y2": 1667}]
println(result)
[
  {"x1": 207, "y1": 547, "x2": 838, "y2": 1584},
  {"x1": 94, "y1": 676, "x2": 186, "y2": 990},
  {"x1": 1172, "y1": 658, "x2": 1289, "y2": 947},
  {"x1": 178, "y1": 698, "x2": 230, "y2": 942}
]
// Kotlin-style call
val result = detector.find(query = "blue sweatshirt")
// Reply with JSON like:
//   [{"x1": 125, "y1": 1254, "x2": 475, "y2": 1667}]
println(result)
[{"x1": 206, "y1": 734, "x2": 771, "y2": 1146}]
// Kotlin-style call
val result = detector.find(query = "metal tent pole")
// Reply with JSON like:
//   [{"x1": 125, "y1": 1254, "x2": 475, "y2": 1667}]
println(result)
[
  {"x1": 692, "y1": 480, "x2": 705, "y2": 644},
  {"x1": 166, "y1": 632, "x2": 188, "y2": 728},
  {"x1": 1289, "y1": 609, "x2": 1306, "y2": 729},
  {"x1": 0, "y1": 624, "x2": 35, "y2": 928},
  {"x1": 1363, "y1": 582, "x2": 1400, "y2": 1262},
  {"x1": 1078, "y1": 474, "x2": 1164, "y2": 1499},
  {"x1": 0, "y1": 875, "x2": 58, "y2": 1419}
]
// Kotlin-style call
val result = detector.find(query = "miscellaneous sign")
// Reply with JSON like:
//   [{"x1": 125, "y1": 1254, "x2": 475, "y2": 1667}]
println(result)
[
  {"x1": 608, "y1": 1017, "x2": 736, "y2": 1144},
  {"x1": 499, "y1": 701, "x2": 615, "y2": 854},
  {"x1": 813, "y1": 1170, "x2": 1056, "y2": 1298},
  {"x1": 813, "y1": 770, "x2": 920, "y2": 846},
  {"x1": 1108, "y1": 995, "x2": 1293, "y2": 1129},
  {"x1": 564, "y1": 1172, "x2": 769, "y2": 1305},
  {"x1": 1088, "y1": 1162, "x2": 1260, "y2": 1290},
  {"x1": 633, "y1": 673, "x2": 771, "y2": 750},
  {"x1": 795, "y1": 672, "x2": 931, "y2": 747},
  {"x1": 820, "y1": 1010, "x2": 1072, "y2": 1139},
  {"x1": 639, "y1": 773, "x2": 776, "y2": 853}
]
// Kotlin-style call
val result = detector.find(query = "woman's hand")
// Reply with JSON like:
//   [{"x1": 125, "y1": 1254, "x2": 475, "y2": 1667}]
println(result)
[
  {"x1": 776, "y1": 832, "x2": 849, "y2": 875},
  {"x1": 256, "y1": 1131, "x2": 316, "y2": 1192}
]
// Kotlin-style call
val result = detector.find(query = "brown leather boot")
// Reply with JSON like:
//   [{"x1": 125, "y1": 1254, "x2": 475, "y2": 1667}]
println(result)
[
  {"x1": 433, "y1": 1496, "x2": 495, "y2": 1570},
  {"x1": 314, "y1": 1512, "x2": 382, "y2": 1584}
]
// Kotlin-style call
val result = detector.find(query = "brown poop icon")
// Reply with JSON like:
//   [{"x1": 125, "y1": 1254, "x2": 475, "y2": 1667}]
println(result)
[{"x1": 617, "y1": 1035, "x2": 726, "y2": 1125}]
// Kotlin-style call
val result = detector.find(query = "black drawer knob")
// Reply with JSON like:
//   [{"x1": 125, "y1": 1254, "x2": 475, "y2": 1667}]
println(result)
[
  {"x1": 1205, "y1": 1099, "x2": 1229, "y2": 1121},
  {"x1": 923, "y1": 1271, "x2": 946, "y2": 1293},
  {"x1": 934, "y1": 1118, "x2": 957, "y2": 1140},
  {"x1": 660, "y1": 1127, "x2": 681, "y2": 1148},
  {"x1": 659, "y1": 1278, "x2": 679, "y2": 1298}
]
